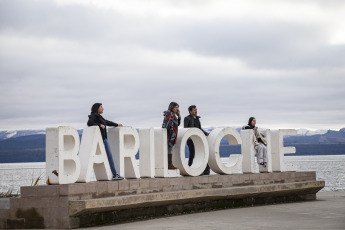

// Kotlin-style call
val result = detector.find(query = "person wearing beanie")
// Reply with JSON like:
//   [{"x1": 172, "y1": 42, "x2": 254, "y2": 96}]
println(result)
[
  {"x1": 162, "y1": 102, "x2": 181, "y2": 170},
  {"x1": 87, "y1": 103, "x2": 124, "y2": 180},
  {"x1": 242, "y1": 117, "x2": 268, "y2": 168}
]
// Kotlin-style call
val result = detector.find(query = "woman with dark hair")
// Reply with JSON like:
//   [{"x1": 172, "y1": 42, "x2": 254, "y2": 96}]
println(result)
[
  {"x1": 87, "y1": 103, "x2": 124, "y2": 180},
  {"x1": 242, "y1": 117, "x2": 268, "y2": 167},
  {"x1": 162, "y1": 102, "x2": 181, "y2": 169}
]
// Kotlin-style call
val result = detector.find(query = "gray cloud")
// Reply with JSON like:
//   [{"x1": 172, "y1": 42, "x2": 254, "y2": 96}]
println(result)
[{"x1": 0, "y1": 0, "x2": 344, "y2": 130}]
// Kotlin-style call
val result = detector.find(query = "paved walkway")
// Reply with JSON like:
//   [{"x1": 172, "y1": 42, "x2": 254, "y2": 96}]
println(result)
[{"x1": 82, "y1": 191, "x2": 345, "y2": 230}]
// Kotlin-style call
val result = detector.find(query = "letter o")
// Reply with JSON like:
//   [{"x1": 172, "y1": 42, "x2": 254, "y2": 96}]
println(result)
[{"x1": 172, "y1": 128, "x2": 209, "y2": 176}]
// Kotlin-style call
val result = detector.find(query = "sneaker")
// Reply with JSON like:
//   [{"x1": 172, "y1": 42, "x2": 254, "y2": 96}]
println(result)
[
  {"x1": 259, "y1": 162, "x2": 267, "y2": 168},
  {"x1": 112, "y1": 174, "x2": 124, "y2": 180},
  {"x1": 259, "y1": 162, "x2": 266, "y2": 168}
]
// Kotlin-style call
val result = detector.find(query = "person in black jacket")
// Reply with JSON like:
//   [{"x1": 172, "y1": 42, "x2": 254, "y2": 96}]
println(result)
[
  {"x1": 87, "y1": 103, "x2": 124, "y2": 180},
  {"x1": 184, "y1": 105, "x2": 210, "y2": 175}
]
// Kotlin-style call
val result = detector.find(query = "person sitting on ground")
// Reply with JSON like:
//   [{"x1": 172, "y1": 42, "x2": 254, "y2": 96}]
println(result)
[
  {"x1": 242, "y1": 117, "x2": 268, "y2": 168},
  {"x1": 87, "y1": 103, "x2": 124, "y2": 180},
  {"x1": 162, "y1": 102, "x2": 181, "y2": 170}
]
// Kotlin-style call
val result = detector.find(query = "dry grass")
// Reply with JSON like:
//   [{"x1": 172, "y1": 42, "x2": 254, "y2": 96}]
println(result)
[
  {"x1": 0, "y1": 187, "x2": 19, "y2": 198},
  {"x1": 31, "y1": 172, "x2": 44, "y2": 186},
  {"x1": 0, "y1": 173, "x2": 44, "y2": 198}
]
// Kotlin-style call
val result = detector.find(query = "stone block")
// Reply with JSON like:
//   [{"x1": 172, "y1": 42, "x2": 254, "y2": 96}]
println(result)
[
  {"x1": 208, "y1": 175, "x2": 219, "y2": 184},
  {"x1": 259, "y1": 173, "x2": 272, "y2": 180},
  {"x1": 108, "y1": 181, "x2": 119, "y2": 193},
  {"x1": 0, "y1": 216, "x2": 8, "y2": 229},
  {"x1": 0, "y1": 198, "x2": 10, "y2": 209},
  {"x1": 169, "y1": 178, "x2": 181, "y2": 186},
  {"x1": 149, "y1": 179, "x2": 161, "y2": 188},
  {"x1": 232, "y1": 175, "x2": 244, "y2": 185},
  {"x1": 218, "y1": 175, "x2": 233, "y2": 186},
  {"x1": 79, "y1": 193, "x2": 93, "y2": 200},
  {"x1": 129, "y1": 180, "x2": 140, "y2": 190},
  {"x1": 139, "y1": 179, "x2": 151, "y2": 189},
  {"x1": 118, "y1": 180, "x2": 130, "y2": 191},
  {"x1": 21, "y1": 185, "x2": 59, "y2": 198},
  {"x1": 59, "y1": 183, "x2": 91, "y2": 196},
  {"x1": 180, "y1": 177, "x2": 192, "y2": 187},
  {"x1": 241, "y1": 174, "x2": 251, "y2": 182},
  {"x1": 199, "y1": 176, "x2": 209, "y2": 184},
  {"x1": 249, "y1": 174, "x2": 260, "y2": 181},
  {"x1": 172, "y1": 185, "x2": 183, "y2": 191},
  {"x1": 69, "y1": 217, "x2": 80, "y2": 229},
  {"x1": 94, "y1": 181, "x2": 108, "y2": 196}
]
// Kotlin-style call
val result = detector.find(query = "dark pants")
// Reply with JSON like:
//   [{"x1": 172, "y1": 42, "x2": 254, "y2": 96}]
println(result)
[{"x1": 187, "y1": 139, "x2": 210, "y2": 175}]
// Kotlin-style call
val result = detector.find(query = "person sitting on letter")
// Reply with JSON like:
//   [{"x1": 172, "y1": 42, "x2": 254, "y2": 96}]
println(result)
[
  {"x1": 87, "y1": 103, "x2": 124, "y2": 180},
  {"x1": 162, "y1": 102, "x2": 181, "y2": 170},
  {"x1": 242, "y1": 117, "x2": 268, "y2": 168},
  {"x1": 184, "y1": 105, "x2": 210, "y2": 175}
]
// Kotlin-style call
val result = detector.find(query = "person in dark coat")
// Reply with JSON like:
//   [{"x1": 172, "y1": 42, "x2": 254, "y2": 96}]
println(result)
[
  {"x1": 87, "y1": 103, "x2": 124, "y2": 180},
  {"x1": 184, "y1": 105, "x2": 210, "y2": 175},
  {"x1": 162, "y1": 102, "x2": 181, "y2": 169}
]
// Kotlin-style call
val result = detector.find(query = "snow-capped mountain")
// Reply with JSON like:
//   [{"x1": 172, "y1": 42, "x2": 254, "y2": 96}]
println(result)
[
  {"x1": 296, "y1": 129, "x2": 328, "y2": 136},
  {"x1": 0, "y1": 129, "x2": 85, "y2": 141},
  {"x1": 0, "y1": 130, "x2": 45, "y2": 141}
]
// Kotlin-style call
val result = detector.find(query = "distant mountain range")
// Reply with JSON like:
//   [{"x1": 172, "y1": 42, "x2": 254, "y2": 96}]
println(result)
[
  {"x1": 0, "y1": 130, "x2": 45, "y2": 141},
  {"x1": 284, "y1": 128, "x2": 345, "y2": 144},
  {"x1": 0, "y1": 128, "x2": 344, "y2": 163},
  {"x1": 0, "y1": 128, "x2": 342, "y2": 141}
]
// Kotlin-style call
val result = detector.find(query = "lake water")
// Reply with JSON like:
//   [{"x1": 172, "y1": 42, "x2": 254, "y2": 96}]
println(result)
[{"x1": 0, "y1": 155, "x2": 344, "y2": 194}]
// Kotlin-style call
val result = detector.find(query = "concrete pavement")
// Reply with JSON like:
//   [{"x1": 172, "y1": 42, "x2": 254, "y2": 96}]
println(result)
[{"x1": 81, "y1": 191, "x2": 345, "y2": 230}]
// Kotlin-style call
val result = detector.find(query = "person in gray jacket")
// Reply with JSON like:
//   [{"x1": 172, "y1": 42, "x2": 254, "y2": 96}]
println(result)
[{"x1": 242, "y1": 117, "x2": 267, "y2": 167}]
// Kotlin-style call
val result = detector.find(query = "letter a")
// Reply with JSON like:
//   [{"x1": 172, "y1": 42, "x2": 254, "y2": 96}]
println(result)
[{"x1": 77, "y1": 126, "x2": 113, "y2": 182}]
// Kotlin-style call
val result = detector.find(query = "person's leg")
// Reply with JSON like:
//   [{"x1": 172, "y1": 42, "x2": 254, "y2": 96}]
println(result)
[
  {"x1": 167, "y1": 143, "x2": 177, "y2": 169},
  {"x1": 103, "y1": 139, "x2": 117, "y2": 175},
  {"x1": 167, "y1": 143, "x2": 173, "y2": 155},
  {"x1": 187, "y1": 139, "x2": 195, "y2": 166},
  {"x1": 257, "y1": 143, "x2": 264, "y2": 164},
  {"x1": 203, "y1": 164, "x2": 210, "y2": 175},
  {"x1": 262, "y1": 144, "x2": 267, "y2": 163}
]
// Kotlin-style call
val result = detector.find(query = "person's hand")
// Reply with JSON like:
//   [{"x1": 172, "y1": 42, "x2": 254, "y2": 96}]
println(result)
[
  {"x1": 206, "y1": 133, "x2": 209, "y2": 136},
  {"x1": 118, "y1": 124, "x2": 123, "y2": 127},
  {"x1": 177, "y1": 110, "x2": 181, "y2": 118},
  {"x1": 100, "y1": 124, "x2": 105, "y2": 129}
]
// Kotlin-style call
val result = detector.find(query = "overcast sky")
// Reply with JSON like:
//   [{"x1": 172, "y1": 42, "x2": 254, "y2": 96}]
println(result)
[{"x1": 0, "y1": 0, "x2": 344, "y2": 131}]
